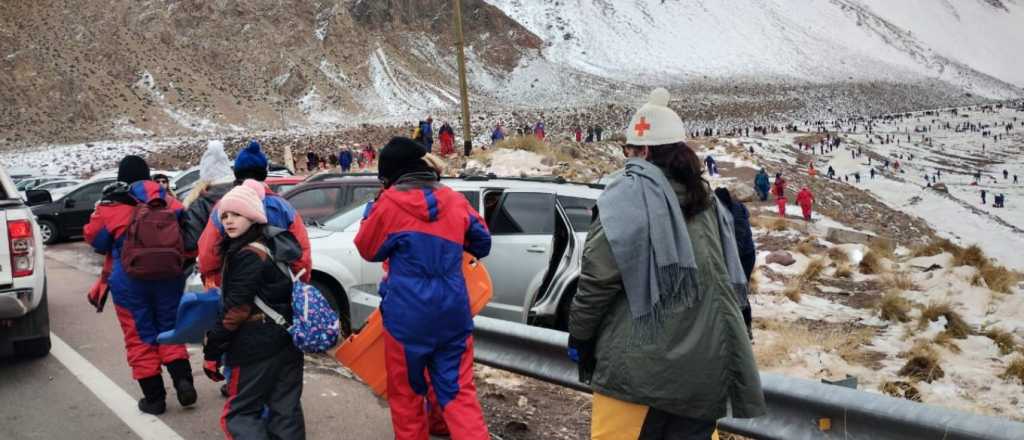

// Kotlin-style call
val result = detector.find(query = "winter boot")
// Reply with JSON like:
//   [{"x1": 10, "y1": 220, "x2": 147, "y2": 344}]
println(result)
[
  {"x1": 166, "y1": 359, "x2": 197, "y2": 407},
  {"x1": 137, "y1": 375, "x2": 167, "y2": 415}
]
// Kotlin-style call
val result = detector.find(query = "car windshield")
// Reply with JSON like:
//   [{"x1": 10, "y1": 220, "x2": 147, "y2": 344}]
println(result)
[{"x1": 320, "y1": 203, "x2": 367, "y2": 232}]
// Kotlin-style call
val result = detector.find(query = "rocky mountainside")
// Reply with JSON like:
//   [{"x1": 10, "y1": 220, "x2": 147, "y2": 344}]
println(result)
[
  {"x1": 2, "y1": 0, "x2": 1023, "y2": 147},
  {"x1": 0, "y1": 0, "x2": 543, "y2": 144}
]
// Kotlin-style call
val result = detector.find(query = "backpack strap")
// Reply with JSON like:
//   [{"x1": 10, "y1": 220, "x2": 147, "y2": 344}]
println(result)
[
  {"x1": 245, "y1": 242, "x2": 293, "y2": 327},
  {"x1": 246, "y1": 242, "x2": 295, "y2": 281}
]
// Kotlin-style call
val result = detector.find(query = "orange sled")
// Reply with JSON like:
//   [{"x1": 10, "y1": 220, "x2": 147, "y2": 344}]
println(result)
[{"x1": 335, "y1": 253, "x2": 493, "y2": 397}]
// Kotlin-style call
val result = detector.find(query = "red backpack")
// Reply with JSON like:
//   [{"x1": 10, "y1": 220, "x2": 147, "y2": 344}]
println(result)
[{"x1": 121, "y1": 198, "x2": 185, "y2": 280}]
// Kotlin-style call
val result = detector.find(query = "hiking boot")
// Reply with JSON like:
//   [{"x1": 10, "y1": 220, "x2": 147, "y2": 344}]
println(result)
[
  {"x1": 137, "y1": 375, "x2": 167, "y2": 415},
  {"x1": 166, "y1": 359, "x2": 197, "y2": 407}
]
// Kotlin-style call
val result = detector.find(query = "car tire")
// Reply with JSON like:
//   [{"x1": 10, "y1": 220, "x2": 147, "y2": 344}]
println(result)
[
  {"x1": 311, "y1": 278, "x2": 352, "y2": 337},
  {"x1": 38, "y1": 219, "x2": 59, "y2": 245},
  {"x1": 14, "y1": 287, "x2": 51, "y2": 358}
]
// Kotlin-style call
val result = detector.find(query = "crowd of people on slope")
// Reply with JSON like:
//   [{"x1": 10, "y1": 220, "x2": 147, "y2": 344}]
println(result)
[{"x1": 304, "y1": 144, "x2": 378, "y2": 174}]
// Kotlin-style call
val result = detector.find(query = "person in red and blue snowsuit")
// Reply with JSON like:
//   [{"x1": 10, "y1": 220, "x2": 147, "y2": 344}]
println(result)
[
  {"x1": 84, "y1": 155, "x2": 196, "y2": 415},
  {"x1": 355, "y1": 137, "x2": 491, "y2": 440}
]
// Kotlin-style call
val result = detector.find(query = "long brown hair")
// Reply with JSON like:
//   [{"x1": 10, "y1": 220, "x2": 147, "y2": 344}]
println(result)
[{"x1": 647, "y1": 142, "x2": 711, "y2": 219}]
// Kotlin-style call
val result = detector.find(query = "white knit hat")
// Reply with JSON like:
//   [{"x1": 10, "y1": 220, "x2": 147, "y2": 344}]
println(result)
[
  {"x1": 200, "y1": 140, "x2": 233, "y2": 182},
  {"x1": 624, "y1": 88, "x2": 687, "y2": 146}
]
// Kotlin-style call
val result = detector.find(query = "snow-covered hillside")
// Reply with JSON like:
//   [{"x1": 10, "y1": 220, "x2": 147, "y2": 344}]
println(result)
[{"x1": 485, "y1": 0, "x2": 1024, "y2": 97}]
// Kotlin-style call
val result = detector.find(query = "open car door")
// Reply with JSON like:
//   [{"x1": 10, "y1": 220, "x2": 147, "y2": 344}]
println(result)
[
  {"x1": 522, "y1": 199, "x2": 580, "y2": 326},
  {"x1": 481, "y1": 190, "x2": 557, "y2": 323}
]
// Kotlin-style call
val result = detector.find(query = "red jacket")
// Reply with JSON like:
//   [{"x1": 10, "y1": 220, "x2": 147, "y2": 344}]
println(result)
[
  {"x1": 196, "y1": 184, "x2": 311, "y2": 287},
  {"x1": 796, "y1": 188, "x2": 814, "y2": 207},
  {"x1": 772, "y1": 178, "x2": 787, "y2": 198}
]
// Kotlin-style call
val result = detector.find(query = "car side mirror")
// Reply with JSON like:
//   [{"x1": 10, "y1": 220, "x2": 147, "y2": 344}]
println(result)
[
  {"x1": 64, "y1": 198, "x2": 76, "y2": 208},
  {"x1": 25, "y1": 190, "x2": 52, "y2": 206}
]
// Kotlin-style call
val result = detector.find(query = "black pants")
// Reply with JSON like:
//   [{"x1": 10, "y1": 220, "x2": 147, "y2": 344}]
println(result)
[
  {"x1": 222, "y1": 350, "x2": 305, "y2": 440},
  {"x1": 639, "y1": 408, "x2": 716, "y2": 440}
]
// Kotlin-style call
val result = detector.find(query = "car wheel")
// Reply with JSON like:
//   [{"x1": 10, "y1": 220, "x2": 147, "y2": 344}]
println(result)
[
  {"x1": 38, "y1": 220, "x2": 59, "y2": 245},
  {"x1": 311, "y1": 278, "x2": 352, "y2": 337},
  {"x1": 15, "y1": 287, "x2": 51, "y2": 358}
]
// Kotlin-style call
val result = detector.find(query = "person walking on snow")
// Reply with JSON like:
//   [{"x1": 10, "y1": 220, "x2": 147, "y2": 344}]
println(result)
[
  {"x1": 490, "y1": 124, "x2": 505, "y2": 145},
  {"x1": 438, "y1": 122, "x2": 455, "y2": 157},
  {"x1": 568, "y1": 88, "x2": 764, "y2": 439},
  {"x1": 534, "y1": 121, "x2": 546, "y2": 140},
  {"x1": 754, "y1": 168, "x2": 770, "y2": 201},
  {"x1": 808, "y1": 163, "x2": 817, "y2": 177},
  {"x1": 575, "y1": 126, "x2": 583, "y2": 143},
  {"x1": 84, "y1": 155, "x2": 195, "y2": 415},
  {"x1": 420, "y1": 117, "x2": 434, "y2": 153},
  {"x1": 796, "y1": 187, "x2": 814, "y2": 221},
  {"x1": 202, "y1": 180, "x2": 307, "y2": 439},
  {"x1": 772, "y1": 173, "x2": 787, "y2": 217},
  {"x1": 355, "y1": 137, "x2": 492, "y2": 440},
  {"x1": 339, "y1": 147, "x2": 354, "y2": 173},
  {"x1": 704, "y1": 154, "x2": 718, "y2": 176},
  {"x1": 981, "y1": 189, "x2": 987, "y2": 205}
]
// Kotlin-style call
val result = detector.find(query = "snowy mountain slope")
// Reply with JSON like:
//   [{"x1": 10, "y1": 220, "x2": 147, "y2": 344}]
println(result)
[{"x1": 484, "y1": 0, "x2": 1024, "y2": 97}]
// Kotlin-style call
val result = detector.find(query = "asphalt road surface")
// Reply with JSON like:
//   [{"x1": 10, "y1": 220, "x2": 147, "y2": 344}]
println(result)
[{"x1": 1, "y1": 242, "x2": 397, "y2": 439}]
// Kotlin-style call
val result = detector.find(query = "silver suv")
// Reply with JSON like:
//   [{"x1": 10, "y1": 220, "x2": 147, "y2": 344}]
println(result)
[
  {"x1": 305, "y1": 176, "x2": 602, "y2": 331},
  {"x1": 0, "y1": 167, "x2": 50, "y2": 358}
]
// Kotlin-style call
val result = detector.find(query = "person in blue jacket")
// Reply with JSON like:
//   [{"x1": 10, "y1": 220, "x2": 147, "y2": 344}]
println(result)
[
  {"x1": 715, "y1": 187, "x2": 755, "y2": 339},
  {"x1": 754, "y1": 168, "x2": 770, "y2": 201},
  {"x1": 339, "y1": 147, "x2": 353, "y2": 173}
]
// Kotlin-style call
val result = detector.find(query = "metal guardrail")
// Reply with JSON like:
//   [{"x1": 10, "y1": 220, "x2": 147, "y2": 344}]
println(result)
[{"x1": 471, "y1": 315, "x2": 1024, "y2": 440}]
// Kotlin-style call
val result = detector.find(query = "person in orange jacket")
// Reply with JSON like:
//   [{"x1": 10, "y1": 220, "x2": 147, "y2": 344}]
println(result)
[
  {"x1": 808, "y1": 163, "x2": 817, "y2": 177},
  {"x1": 796, "y1": 187, "x2": 815, "y2": 221}
]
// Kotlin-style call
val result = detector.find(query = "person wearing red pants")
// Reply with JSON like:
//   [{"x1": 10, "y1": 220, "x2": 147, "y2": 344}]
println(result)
[
  {"x1": 796, "y1": 187, "x2": 815, "y2": 221},
  {"x1": 84, "y1": 156, "x2": 195, "y2": 415},
  {"x1": 355, "y1": 137, "x2": 492, "y2": 440},
  {"x1": 771, "y1": 172, "x2": 788, "y2": 217}
]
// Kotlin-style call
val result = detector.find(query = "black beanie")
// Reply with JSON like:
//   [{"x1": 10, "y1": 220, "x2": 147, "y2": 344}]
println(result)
[
  {"x1": 117, "y1": 155, "x2": 151, "y2": 184},
  {"x1": 378, "y1": 137, "x2": 429, "y2": 187}
]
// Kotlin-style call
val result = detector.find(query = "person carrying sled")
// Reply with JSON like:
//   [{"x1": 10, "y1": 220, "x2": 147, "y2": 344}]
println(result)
[
  {"x1": 568, "y1": 88, "x2": 764, "y2": 439},
  {"x1": 355, "y1": 137, "x2": 492, "y2": 440},
  {"x1": 796, "y1": 187, "x2": 815, "y2": 221},
  {"x1": 84, "y1": 155, "x2": 195, "y2": 415},
  {"x1": 202, "y1": 180, "x2": 307, "y2": 439}
]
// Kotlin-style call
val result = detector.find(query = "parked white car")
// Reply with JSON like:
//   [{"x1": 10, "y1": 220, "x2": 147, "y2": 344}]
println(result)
[
  {"x1": 0, "y1": 166, "x2": 50, "y2": 358},
  {"x1": 305, "y1": 176, "x2": 602, "y2": 331}
]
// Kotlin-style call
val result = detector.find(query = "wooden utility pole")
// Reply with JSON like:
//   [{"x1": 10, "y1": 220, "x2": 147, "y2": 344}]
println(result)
[{"x1": 453, "y1": 0, "x2": 473, "y2": 156}]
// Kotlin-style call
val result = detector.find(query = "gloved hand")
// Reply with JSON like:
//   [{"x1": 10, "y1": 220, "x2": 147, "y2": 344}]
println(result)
[
  {"x1": 86, "y1": 279, "x2": 109, "y2": 313},
  {"x1": 203, "y1": 359, "x2": 225, "y2": 382},
  {"x1": 568, "y1": 335, "x2": 596, "y2": 384}
]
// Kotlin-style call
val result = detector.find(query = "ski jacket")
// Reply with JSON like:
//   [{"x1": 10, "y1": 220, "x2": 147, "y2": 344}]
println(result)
[
  {"x1": 197, "y1": 183, "x2": 311, "y2": 286},
  {"x1": 181, "y1": 183, "x2": 232, "y2": 253},
  {"x1": 354, "y1": 180, "x2": 491, "y2": 345},
  {"x1": 796, "y1": 188, "x2": 814, "y2": 207}
]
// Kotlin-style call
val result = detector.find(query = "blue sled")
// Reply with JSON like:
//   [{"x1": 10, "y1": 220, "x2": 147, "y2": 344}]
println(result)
[{"x1": 156, "y1": 288, "x2": 221, "y2": 345}]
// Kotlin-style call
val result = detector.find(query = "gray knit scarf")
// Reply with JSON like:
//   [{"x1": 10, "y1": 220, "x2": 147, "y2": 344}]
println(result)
[{"x1": 597, "y1": 159, "x2": 749, "y2": 340}]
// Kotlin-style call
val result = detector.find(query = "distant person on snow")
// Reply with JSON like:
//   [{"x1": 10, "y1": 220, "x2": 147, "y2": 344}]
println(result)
[
  {"x1": 772, "y1": 173, "x2": 787, "y2": 217},
  {"x1": 981, "y1": 189, "x2": 987, "y2": 205},
  {"x1": 339, "y1": 147, "x2": 354, "y2": 173},
  {"x1": 420, "y1": 117, "x2": 434, "y2": 153},
  {"x1": 754, "y1": 168, "x2": 770, "y2": 201},
  {"x1": 827, "y1": 166, "x2": 836, "y2": 179},
  {"x1": 704, "y1": 154, "x2": 718, "y2": 176},
  {"x1": 534, "y1": 121, "x2": 546, "y2": 140},
  {"x1": 595, "y1": 125, "x2": 603, "y2": 141},
  {"x1": 796, "y1": 187, "x2": 814, "y2": 221},
  {"x1": 491, "y1": 124, "x2": 505, "y2": 145},
  {"x1": 575, "y1": 127, "x2": 583, "y2": 143},
  {"x1": 807, "y1": 163, "x2": 817, "y2": 178},
  {"x1": 438, "y1": 122, "x2": 455, "y2": 156}
]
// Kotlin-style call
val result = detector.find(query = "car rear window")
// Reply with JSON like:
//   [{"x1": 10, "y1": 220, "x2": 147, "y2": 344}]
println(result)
[
  {"x1": 489, "y1": 193, "x2": 555, "y2": 235},
  {"x1": 557, "y1": 196, "x2": 597, "y2": 232}
]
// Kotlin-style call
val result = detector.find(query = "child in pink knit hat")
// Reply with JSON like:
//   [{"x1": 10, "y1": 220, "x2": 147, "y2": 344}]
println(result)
[{"x1": 217, "y1": 179, "x2": 267, "y2": 236}]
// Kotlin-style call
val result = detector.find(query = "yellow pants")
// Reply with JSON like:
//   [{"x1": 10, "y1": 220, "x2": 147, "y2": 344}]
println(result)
[{"x1": 591, "y1": 392, "x2": 720, "y2": 440}]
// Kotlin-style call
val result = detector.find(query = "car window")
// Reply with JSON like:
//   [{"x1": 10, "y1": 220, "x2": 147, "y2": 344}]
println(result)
[
  {"x1": 322, "y1": 203, "x2": 366, "y2": 232},
  {"x1": 271, "y1": 184, "x2": 298, "y2": 194},
  {"x1": 557, "y1": 196, "x2": 597, "y2": 232},
  {"x1": 350, "y1": 186, "x2": 380, "y2": 207},
  {"x1": 289, "y1": 187, "x2": 343, "y2": 219},
  {"x1": 69, "y1": 183, "x2": 104, "y2": 205},
  {"x1": 174, "y1": 169, "x2": 200, "y2": 189},
  {"x1": 488, "y1": 192, "x2": 555, "y2": 235},
  {"x1": 459, "y1": 191, "x2": 480, "y2": 212}
]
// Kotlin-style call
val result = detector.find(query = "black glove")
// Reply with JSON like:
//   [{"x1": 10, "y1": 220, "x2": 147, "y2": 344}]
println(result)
[{"x1": 568, "y1": 335, "x2": 597, "y2": 385}]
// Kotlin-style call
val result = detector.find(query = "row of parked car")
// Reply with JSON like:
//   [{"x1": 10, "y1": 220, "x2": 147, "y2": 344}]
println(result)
[{"x1": 14, "y1": 164, "x2": 605, "y2": 332}]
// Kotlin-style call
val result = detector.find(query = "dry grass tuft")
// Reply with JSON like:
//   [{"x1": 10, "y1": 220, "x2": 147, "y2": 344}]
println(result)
[
  {"x1": 933, "y1": 331, "x2": 962, "y2": 354},
  {"x1": 878, "y1": 291, "x2": 912, "y2": 322},
  {"x1": 985, "y1": 328, "x2": 1018, "y2": 356},
  {"x1": 492, "y1": 136, "x2": 573, "y2": 163},
  {"x1": 748, "y1": 270, "x2": 761, "y2": 295},
  {"x1": 980, "y1": 265, "x2": 1020, "y2": 294},
  {"x1": 794, "y1": 237, "x2": 819, "y2": 256},
  {"x1": 858, "y1": 251, "x2": 887, "y2": 275},
  {"x1": 768, "y1": 217, "x2": 788, "y2": 232},
  {"x1": 754, "y1": 319, "x2": 876, "y2": 368},
  {"x1": 919, "y1": 303, "x2": 971, "y2": 339},
  {"x1": 898, "y1": 341, "x2": 945, "y2": 383},
  {"x1": 881, "y1": 272, "x2": 918, "y2": 291},
  {"x1": 954, "y1": 244, "x2": 989, "y2": 269},
  {"x1": 834, "y1": 263, "x2": 853, "y2": 279},
  {"x1": 1002, "y1": 357, "x2": 1024, "y2": 384},
  {"x1": 783, "y1": 279, "x2": 803, "y2": 303},
  {"x1": 800, "y1": 258, "x2": 827, "y2": 283},
  {"x1": 880, "y1": 381, "x2": 922, "y2": 402},
  {"x1": 868, "y1": 237, "x2": 896, "y2": 259},
  {"x1": 911, "y1": 238, "x2": 960, "y2": 258},
  {"x1": 827, "y1": 246, "x2": 850, "y2": 264}
]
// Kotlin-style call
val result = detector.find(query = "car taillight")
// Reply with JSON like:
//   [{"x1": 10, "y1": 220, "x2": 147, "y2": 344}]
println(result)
[{"x1": 8, "y1": 219, "x2": 34, "y2": 277}]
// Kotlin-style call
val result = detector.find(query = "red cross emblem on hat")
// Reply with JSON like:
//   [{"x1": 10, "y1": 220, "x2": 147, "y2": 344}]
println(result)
[{"x1": 634, "y1": 117, "x2": 651, "y2": 137}]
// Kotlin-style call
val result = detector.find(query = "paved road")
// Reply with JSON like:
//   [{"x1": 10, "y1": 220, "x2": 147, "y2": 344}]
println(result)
[{"x1": 1, "y1": 242, "x2": 396, "y2": 439}]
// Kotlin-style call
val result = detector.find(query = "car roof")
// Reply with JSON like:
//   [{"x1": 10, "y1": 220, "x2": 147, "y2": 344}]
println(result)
[{"x1": 443, "y1": 178, "x2": 603, "y2": 199}]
